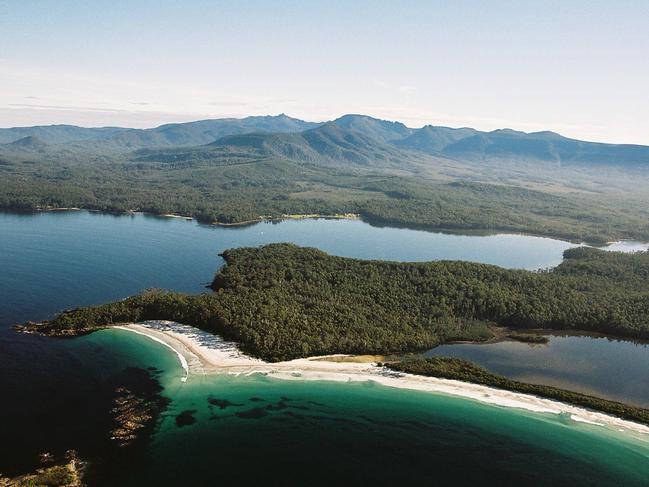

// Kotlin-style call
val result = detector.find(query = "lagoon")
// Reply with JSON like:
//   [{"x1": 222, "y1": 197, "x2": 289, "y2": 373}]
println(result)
[{"x1": 425, "y1": 333, "x2": 649, "y2": 408}]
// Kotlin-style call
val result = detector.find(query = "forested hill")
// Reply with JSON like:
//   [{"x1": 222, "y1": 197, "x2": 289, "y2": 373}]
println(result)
[
  {"x1": 0, "y1": 114, "x2": 319, "y2": 148},
  {"x1": 135, "y1": 114, "x2": 649, "y2": 168},
  {"x1": 1, "y1": 113, "x2": 648, "y2": 166},
  {"x1": 27, "y1": 244, "x2": 649, "y2": 361},
  {"x1": 437, "y1": 130, "x2": 649, "y2": 167},
  {"x1": 3, "y1": 113, "x2": 649, "y2": 244},
  {"x1": 207, "y1": 122, "x2": 413, "y2": 167}
]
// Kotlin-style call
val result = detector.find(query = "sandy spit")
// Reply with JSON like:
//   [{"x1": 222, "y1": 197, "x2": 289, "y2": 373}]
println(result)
[{"x1": 114, "y1": 321, "x2": 649, "y2": 437}]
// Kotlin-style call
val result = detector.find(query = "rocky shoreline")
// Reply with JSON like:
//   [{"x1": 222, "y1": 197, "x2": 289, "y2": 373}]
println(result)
[
  {"x1": 0, "y1": 451, "x2": 85, "y2": 487},
  {"x1": 107, "y1": 367, "x2": 170, "y2": 449}
]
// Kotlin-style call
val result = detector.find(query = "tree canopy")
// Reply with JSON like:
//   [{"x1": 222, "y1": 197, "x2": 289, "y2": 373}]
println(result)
[{"x1": 29, "y1": 244, "x2": 649, "y2": 361}]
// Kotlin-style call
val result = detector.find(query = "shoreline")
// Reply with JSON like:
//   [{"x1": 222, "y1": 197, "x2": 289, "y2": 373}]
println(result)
[
  {"x1": 211, "y1": 213, "x2": 360, "y2": 227},
  {"x1": 5, "y1": 207, "x2": 648, "y2": 248},
  {"x1": 115, "y1": 321, "x2": 649, "y2": 437}
]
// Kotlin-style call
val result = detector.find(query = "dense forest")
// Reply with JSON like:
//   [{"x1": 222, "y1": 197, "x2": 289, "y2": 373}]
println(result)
[
  {"x1": 2, "y1": 115, "x2": 649, "y2": 243},
  {"x1": 2, "y1": 150, "x2": 649, "y2": 242},
  {"x1": 26, "y1": 244, "x2": 649, "y2": 361},
  {"x1": 386, "y1": 357, "x2": 649, "y2": 425}
]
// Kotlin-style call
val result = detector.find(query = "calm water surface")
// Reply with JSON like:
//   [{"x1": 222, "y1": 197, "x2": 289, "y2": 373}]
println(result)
[
  {"x1": 0, "y1": 210, "x2": 581, "y2": 326},
  {"x1": 426, "y1": 334, "x2": 649, "y2": 407},
  {"x1": 86, "y1": 329, "x2": 649, "y2": 487},
  {"x1": 1, "y1": 210, "x2": 648, "y2": 485}
]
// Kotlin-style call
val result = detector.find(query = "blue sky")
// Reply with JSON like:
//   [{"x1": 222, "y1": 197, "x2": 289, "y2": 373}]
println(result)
[{"x1": 1, "y1": 0, "x2": 647, "y2": 144}]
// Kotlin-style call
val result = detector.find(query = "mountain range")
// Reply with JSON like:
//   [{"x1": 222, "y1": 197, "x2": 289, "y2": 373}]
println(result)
[{"x1": 1, "y1": 113, "x2": 648, "y2": 168}]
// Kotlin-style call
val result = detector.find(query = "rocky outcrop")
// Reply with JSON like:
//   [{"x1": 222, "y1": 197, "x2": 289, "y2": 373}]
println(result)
[
  {"x1": 108, "y1": 368, "x2": 170, "y2": 448},
  {"x1": 0, "y1": 451, "x2": 84, "y2": 486}
]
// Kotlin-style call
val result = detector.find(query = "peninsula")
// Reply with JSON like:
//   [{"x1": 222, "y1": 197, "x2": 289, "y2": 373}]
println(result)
[
  {"x1": 19, "y1": 243, "x2": 649, "y2": 428},
  {"x1": 25, "y1": 243, "x2": 649, "y2": 353}
]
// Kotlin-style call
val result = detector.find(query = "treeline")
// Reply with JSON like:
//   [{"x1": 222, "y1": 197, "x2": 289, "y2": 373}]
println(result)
[
  {"x1": 555, "y1": 247, "x2": 649, "y2": 290},
  {"x1": 386, "y1": 357, "x2": 649, "y2": 425},
  {"x1": 213, "y1": 244, "x2": 649, "y2": 341},
  {"x1": 357, "y1": 181, "x2": 649, "y2": 244},
  {"x1": 31, "y1": 289, "x2": 492, "y2": 362},
  {"x1": 28, "y1": 244, "x2": 649, "y2": 361},
  {"x1": 2, "y1": 145, "x2": 649, "y2": 242}
]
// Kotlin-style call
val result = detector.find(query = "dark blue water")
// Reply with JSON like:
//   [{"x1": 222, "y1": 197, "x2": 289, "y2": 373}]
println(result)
[
  {"x1": 0, "y1": 210, "x2": 580, "y2": 328},
  {"x1": 1, "y1": 210, "x2": 648, "y2": 485}
]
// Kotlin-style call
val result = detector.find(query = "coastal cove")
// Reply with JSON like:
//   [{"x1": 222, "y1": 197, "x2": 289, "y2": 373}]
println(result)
[
  {"x1": 5, "y1": 2, "x2": 649, "y2": 485},
  {"x1": 2, "y1": 210, "x2": 649, "y2": 485},
  {"x1": 79, "y1": 323, "x2": 649, "y2": 486},
  {"x1": 112, "y1": 321, "x2": 649, "y2": 435}
]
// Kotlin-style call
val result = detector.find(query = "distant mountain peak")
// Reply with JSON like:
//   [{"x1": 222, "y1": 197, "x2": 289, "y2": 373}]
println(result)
[
  {"x1": 528, "y1": 130, "x2": 564, "y2": 140},
  {"x1": 7, "y1": 135, "x2": 48, "y2": 150},
  {"x1": 489, "y1": 128, "x2": 526, "y2": 136},
  {"x1": 1, "y1": 114, "x2": 648, "y2": 168},
  {"x1": 331, "y1": 114, "x2": 412, "y2": 143},
  {"x1": 206, "y1": 120, "x2": 405, "y2": 167},
  {"x1": 334, "y1": 113, "x2": 406, "y2": 125},
  {"x1": 395, "y1": 125, "x2": 479, "y2": 154}
]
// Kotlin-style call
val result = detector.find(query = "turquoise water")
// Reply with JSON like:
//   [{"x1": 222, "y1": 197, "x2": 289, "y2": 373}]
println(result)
[
  {"x1": 1, "y1": 210, "x2": 648, "y2": 485},
  {"x1": 426, "y1": 334, "x2": 649, "y2": 408},
  {"x1": 83, "y1": 328, "x2": 649, "y2": 486}
]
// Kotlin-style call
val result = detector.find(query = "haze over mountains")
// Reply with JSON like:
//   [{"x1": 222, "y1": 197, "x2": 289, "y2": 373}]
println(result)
[
  {"x1": 1, "y1": 114, "x2": 648, "y2": 168},
  {"x1": 0, "y1": 114, "x2": 318, "y2": 151}
]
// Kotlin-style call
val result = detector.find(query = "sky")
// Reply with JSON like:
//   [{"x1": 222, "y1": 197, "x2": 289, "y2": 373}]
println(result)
[{"x1": 1, "y1": 0, "x2": 648, "y2": 144}]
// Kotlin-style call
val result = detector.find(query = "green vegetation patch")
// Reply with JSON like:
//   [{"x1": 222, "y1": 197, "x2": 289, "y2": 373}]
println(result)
[
  {"x1": 25, "y1": 244, "x2": 649, "y2": 362},
  {"x1": 2, "y1": 139, "x2": 649, "y2": 243}
]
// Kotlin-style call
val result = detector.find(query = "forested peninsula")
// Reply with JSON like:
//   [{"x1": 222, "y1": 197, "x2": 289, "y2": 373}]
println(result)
[{"x1": 22, "y1": 244, "x2": 649, "y2": 361}]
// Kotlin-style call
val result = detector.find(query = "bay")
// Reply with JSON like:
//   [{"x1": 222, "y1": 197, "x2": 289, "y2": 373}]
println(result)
[{"x1": 1, "y1": 210, "x2": 647, "y2": 485}]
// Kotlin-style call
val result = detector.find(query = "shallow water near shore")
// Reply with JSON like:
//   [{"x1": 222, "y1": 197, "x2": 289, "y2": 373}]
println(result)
[
  {"x1": 1, "y1": 210, "x2": 649, "y2": 484},
  {"x1": 82, "y1": 328, "x2": 649, "y2": 486}
]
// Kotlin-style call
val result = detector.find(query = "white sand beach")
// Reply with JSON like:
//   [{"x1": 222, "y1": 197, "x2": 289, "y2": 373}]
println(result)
[{"x1": 115, "y1": 321, "x2": 649, "y2": 437}]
